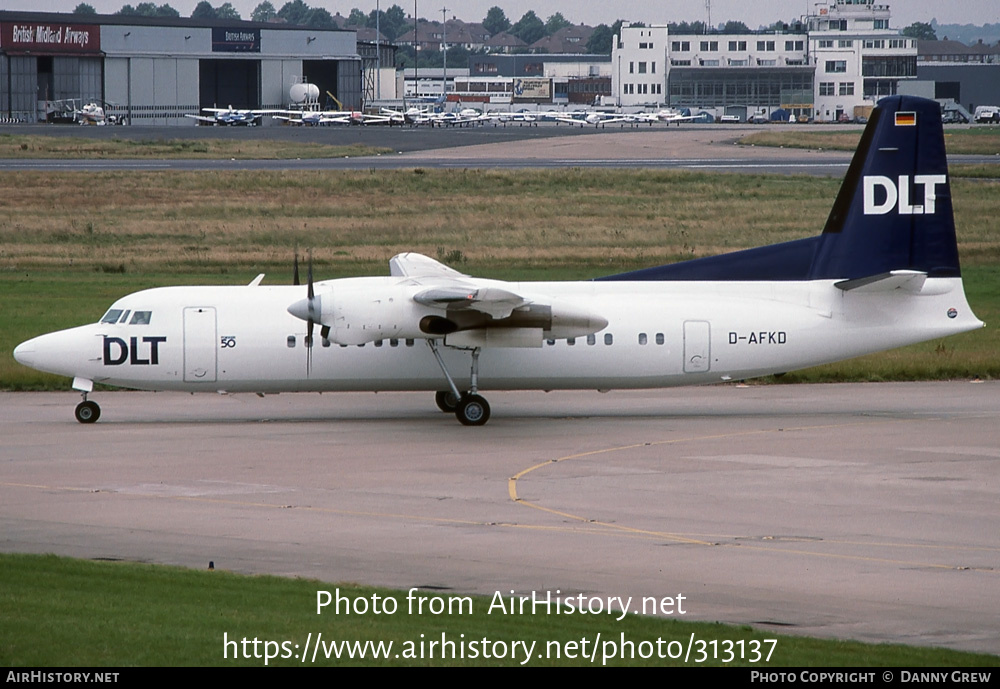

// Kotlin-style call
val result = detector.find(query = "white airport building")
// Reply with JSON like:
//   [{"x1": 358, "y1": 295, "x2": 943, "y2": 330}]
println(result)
[{"x1": 612, "y1": 0, "x2": 916, "y2": 121}]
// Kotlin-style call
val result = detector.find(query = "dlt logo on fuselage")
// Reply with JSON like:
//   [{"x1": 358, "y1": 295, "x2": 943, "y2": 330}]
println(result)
[
  {"x1": 863, "y1": 174, "x2": 946, "y2": 216},
  {"x1": 103, "y1": 336, "x2": 167, "y2": 365}
]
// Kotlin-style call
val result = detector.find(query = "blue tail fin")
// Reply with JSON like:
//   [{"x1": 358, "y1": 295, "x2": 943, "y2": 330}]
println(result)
[
  {"x1": 809, "y1": 95, "x2": 959, "y2": 279},
  {"x1": 598, "y1": 95, "x2": 959, "y2": 282}
]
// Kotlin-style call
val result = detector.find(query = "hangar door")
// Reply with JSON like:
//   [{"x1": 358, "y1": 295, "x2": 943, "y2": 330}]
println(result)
[
  {"x1": 304, "y1": 59, "x2": 361, "y2": 110},
  {"x1": 199, "y1": 59, "x2": 260, "y2": 110}
]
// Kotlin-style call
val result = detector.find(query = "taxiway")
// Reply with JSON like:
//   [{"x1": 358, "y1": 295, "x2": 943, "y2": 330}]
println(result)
[{"x1": 2, "y1": 383, "x2": 998, "y2": 654}]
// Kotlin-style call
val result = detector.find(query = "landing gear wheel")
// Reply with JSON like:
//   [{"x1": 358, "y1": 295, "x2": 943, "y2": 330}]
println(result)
[
  {"x1": 435, "y1": 390, "x2": 461, "y2": 413},
  {"x1": 75, "y1": 400, "x2": 100, "y2": 424},
  {"x1": 455, "y1": 394, "x2": 490, "y2": 426}
]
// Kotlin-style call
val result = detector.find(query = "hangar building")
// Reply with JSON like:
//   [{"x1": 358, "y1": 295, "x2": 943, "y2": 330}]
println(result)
[{"x1": 0, "y1": 10, "x2": 361, "y2": 125}]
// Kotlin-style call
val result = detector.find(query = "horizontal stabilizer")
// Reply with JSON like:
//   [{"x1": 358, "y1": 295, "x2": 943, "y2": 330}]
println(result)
[{"x1": 834, "y1": 270, "x2": 927, "y2": 293}]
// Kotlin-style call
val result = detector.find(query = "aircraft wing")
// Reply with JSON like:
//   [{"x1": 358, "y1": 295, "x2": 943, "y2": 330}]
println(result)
[
  {"x1": 391, "y1": 253, "x2": 530, "y2": 321},
  {"x1": 389, "y1": 252, "x2": 468, "y2": 278}
]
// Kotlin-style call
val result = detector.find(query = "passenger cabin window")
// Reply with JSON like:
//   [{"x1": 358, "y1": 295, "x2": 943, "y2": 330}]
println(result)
[
  {"x1": 656, "y1": 333, "x2": 664, "y2": 345},
  {"x1": 587, "y1": 334, "x2": 596, "y2": 345},
  {"x1": 639, "y1": 333, "x2": 648, "y2": 345},
  {"x1": 287, "y1": 335, "x2": 296, "y2": 348},
  {"x1": 604, "y1": 333, "x2": 613, "y2": 345}
]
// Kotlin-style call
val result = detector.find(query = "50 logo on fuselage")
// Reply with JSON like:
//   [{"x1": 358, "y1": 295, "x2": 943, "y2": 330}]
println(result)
[
  {"x1": 103, "y1": 336, "x2": 167, "y2": 365},
  {"x1": 863, "y1": 174, "x2": 946, "y2": 216}
]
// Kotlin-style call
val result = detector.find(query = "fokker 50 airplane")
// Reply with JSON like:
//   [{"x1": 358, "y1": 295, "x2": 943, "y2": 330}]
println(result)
[{"x1": 13, "y1": 96, "x2": 984, "y2": 426}]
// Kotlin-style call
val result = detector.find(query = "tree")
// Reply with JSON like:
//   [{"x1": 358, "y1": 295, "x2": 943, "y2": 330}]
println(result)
[
  {"x1": 721, "y1": 20, "x2": 751, "y2": 34},
  {"x1": 902, "y1": 22, "x2": 937, "y2": 41},
  {"x1": 366, "y1": 5, "x2": 407, "y2": 41},
  {"x1": 215, "y1": 2, "x2": 241, "y2": 20},
  {"x1": 306, "y1": 8, "x2": 337, "y2": 30},
  {"x1": 73, "y1": 3, "x2": 97, "y2": 14},
  {"x1": 383, "y1": 5, "x2": 407, "y2": 41},
  {"x1": 115, "y1": 4, "x2": 138, "y2": 15},
  {"x1": 669, "y1": 21, "x2": 704, "y2": 34},
  {"x1": 545, "y1": 12, "x2": 572, "y2": 36},
  {"x1": 483, "y1": 6, "x2": 510, "y2": 36},
  {"x1": 346, "y1": 8, "x2": 367, "y2": 26},
  {"x1": 511, "y1": 11, "x2": 545, "y2": 45},
  {"x1": 251, "y1": 1, "x2": 277, "y2": 22},
  {"x1": 587, "y1": 24, "x2": 613, "y2": 54},
  {"x1": 277, "y1": 0, "x2": 310, "y2": 26},
  {"x1": 191, "y1": 1, "x2": 217, "y2": 19},
  {"x1": 153, "y1": 3, "x2": 179, "y2": 16}
]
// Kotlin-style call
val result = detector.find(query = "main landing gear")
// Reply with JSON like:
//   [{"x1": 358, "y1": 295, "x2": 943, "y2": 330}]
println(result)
[
  {"x1": 427, "y1": 340, "x2": 491, "y2": 426},
  {"x1": 75, "y1": 391, "x2": 100, "y2": 424}
]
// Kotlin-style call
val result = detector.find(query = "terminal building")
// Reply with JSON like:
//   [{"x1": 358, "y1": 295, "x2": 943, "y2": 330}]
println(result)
[
  {"x1": 612, "y1": 0, "x2": 917, "y2": 121},
  {"x1": 0, "y1": 10, "x2": 361, "y2": 124}
]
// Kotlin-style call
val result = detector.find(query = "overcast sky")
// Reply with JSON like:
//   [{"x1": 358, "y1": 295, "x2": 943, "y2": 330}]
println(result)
[{"x1": 5, "y1": 1, "x2": 997, "y2": 29}]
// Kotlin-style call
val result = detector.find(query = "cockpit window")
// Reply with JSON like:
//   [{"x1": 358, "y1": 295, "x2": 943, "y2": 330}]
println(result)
[{"x1": 99, "y1": 309, "x2": 152, "y2": 325}]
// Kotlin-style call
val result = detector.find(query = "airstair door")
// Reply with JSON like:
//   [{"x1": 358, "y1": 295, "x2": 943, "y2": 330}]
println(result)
[
  {"x1": 183, "y1": 307, "x2": 217, "y2": 383},
  {"x1": 683, "y1": 320, "x2": 711, "y2": 373}
]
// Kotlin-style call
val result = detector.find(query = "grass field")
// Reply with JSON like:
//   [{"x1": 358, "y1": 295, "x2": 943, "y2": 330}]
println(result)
[
  {"x1": 2, "y1": 553, "x2": 996, "y2": 666},
  {"x1": 0, "y1": 133, "x2": 392, "y2": 159},
  {"x1": 739, "y1": 126, "x2": 1000, "y2": 155},
  {"x1": 3, "y1": 168, "x2": 998, "y2": 389}
]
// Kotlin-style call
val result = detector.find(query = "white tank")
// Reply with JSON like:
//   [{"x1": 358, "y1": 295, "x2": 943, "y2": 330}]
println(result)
[{"x1": 289, "y1": 82, "x2": 320, "y2": 105}]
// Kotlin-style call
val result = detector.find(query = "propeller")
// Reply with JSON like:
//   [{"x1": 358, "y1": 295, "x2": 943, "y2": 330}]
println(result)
[
  {"x1": 286, "y1": 250, "x2": 321, "y2": 377},
  {"x1": 293, "y1": 248, "x2": 300, "y2": 286}
]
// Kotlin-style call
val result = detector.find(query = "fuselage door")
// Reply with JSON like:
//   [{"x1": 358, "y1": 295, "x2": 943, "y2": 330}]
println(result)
[
  {"x1": 683, "y1": 320, "x2": 711, "y2": 373},
  {"x1": 183, "y1": 307, "x2": 217, "y2": 383}
]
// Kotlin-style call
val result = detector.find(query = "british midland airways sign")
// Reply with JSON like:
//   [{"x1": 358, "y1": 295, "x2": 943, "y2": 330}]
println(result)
[{"x1": 0, "y1": 22, "x2": 101, "y2": 54}]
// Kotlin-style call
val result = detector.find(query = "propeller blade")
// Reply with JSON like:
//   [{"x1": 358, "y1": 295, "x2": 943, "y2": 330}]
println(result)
[
  {"x1": 307, "y1": 249, "x2": 314, "y2": 301},
  {"x1": 306, "y1": 250, "x2": 314, "y2": 376},
  {"x1": 293, "y1": 249, "x2": 300, "y2": 286}
]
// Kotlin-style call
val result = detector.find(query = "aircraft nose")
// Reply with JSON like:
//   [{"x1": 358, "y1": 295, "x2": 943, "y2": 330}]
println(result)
[
  {"x1": 12, "y1": 328, "x2": 95, "y2": 378},
  {"x1": 13, "y1": 339, "x2": 35, "y2": 367}
]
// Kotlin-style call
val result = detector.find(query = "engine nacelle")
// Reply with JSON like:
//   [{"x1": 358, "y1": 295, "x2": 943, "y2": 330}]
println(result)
[
  {"x1": 321, "y1": 282, "x2": 425, "y2": 345},
  {"x1": 293, "y1": 278, "x2": 609, "y2": 347}
]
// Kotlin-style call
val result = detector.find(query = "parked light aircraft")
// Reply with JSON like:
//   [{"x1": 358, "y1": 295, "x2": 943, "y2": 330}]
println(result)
[
  {"x1": 186, "y1": 106, "x2": 277, "y2": 126},
  {"x1": 274, "y1": 109, "x2": 388, "y2": 126},
  {"x1": 13, "y1": 96, "x2": 983, "y2": 426}
]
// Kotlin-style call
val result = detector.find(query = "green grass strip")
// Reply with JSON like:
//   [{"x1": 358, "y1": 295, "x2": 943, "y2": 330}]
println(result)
[{"x1": 1, "y1": 553, "x2": 996, "y2": 666}]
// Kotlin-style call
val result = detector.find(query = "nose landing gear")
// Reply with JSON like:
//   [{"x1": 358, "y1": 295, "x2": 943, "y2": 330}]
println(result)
[{"x1": 75, "y1": 392, "x2": 101, "y2": 424}]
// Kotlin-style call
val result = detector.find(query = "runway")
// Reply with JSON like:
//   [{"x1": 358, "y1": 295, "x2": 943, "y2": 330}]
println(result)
[{"x1": 2, "y1": 382, "x2": 998, "y2": 655}]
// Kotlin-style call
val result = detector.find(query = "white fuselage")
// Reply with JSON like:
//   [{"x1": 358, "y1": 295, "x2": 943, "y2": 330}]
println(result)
[{"x1": 14, "y1": 276, "x2": 982, "y2": 395}]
